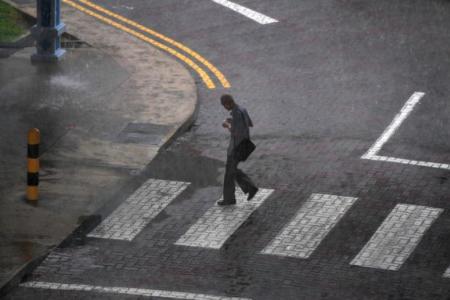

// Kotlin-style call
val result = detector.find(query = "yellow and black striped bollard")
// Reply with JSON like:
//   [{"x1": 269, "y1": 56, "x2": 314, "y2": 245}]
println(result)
[{"x1": 27, "y1": 128, "x2": 40, "y2": 201}]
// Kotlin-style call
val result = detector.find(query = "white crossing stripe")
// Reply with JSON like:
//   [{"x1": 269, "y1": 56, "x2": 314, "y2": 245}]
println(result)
[
  {"x1": 261, "y1": 194, "x2": 357, "y2": 258},
  {"x1": 351, "y1": 204, "x2": 443, "y2": 271},
  {"x1": 88, "y1": 179, "x2": 190, "y2": 241},
  {"x1": 443, "y1": 267, "x2": 450, "y2": 278},
  {"x1": 20, "y1": 281, "x2": 252, "y2": 300},
  {"x1": 211, "y1": 0, "x2": 278, "y2": 25},
  {"x1": 175, "y1": 189, "x2": 274, "y2": 249}
]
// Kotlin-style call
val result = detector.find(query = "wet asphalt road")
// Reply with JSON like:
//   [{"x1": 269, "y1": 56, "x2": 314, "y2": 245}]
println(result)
[{"x1": 5, "y1": 0, "x2": 450, "y2": 299}]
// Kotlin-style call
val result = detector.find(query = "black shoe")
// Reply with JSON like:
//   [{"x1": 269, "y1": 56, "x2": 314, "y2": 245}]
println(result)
[
  {"x1": 247, "y1": 188, "x2": 258, "y2": 201},
  {"x1": 217, "y1": 199, "x2": 236, "y2": 206}
]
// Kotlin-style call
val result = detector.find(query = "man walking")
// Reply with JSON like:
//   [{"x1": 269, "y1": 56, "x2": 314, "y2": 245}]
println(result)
[{"x1": 218, "y1": 94, "x2": 258, "y2": 206}]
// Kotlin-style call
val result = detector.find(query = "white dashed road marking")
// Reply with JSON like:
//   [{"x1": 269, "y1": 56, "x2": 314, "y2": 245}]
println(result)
[
  {"x1": 88, "y1": 179, "x2": 190, "y2": 241},
  {"x1": 261, "y1": 194, "x2": 357, "y2": 259},
  {"x1": 175, "y1": 188, "x2": 274, "y2": 249},
  {"x1": 351, "y1": 204, "x2": 442, "y2": 271},
  {"x1": 211, "y1": 0, "x2": 278, "y2": 24},
  {"x1": 362, "y1": 92, "x2": 450, "y2": 170},
  {"x1": 20, "y1": 281, "x2": 252, "y2": 300}
]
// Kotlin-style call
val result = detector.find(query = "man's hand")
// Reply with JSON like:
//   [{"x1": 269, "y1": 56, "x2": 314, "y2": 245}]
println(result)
[{"x1": 222, "y1": 119, "x2": 231, "y2": 129}]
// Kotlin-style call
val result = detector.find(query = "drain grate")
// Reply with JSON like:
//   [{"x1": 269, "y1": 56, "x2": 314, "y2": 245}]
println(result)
[
  {"x1": 117, "y1": 123, "x2": 172, "y2": 145},
  {"x1": 61, "y1": 33, "x2": 91, "y2": 48}
]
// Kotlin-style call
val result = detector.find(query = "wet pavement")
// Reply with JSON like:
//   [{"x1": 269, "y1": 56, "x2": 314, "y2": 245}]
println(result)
[
  {"x1": 0, "y1": 1, "x2": 197, "y2": 293},
  {"x1": 3, "y1": 0, "x2": 450, "y2": 299}
]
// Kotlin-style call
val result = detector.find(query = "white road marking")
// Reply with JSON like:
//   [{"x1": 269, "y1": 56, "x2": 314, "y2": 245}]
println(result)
[
  {"x1": 362, "y1": 92, "x2": 425, "y2": 158},
  {"x1": 351, "y1": 204, "x2": 442, "y2": 271},
  {"x1": 88, "y1": 179, "x2": 190, "y2": 241},
  {"x1": 20, "y1": 281, "x2": 252, "y2": 300},
  {"x1": 211, "y1": 0, "x2": 278, "y2": 25},
  {"x1": 261, "y1": 194, "x2": 357, "y2": 259},
  {"x1": 367, "y1": 155, "x2": 450, "y2": 170},
  {"x1": 175, "y1": 188, "x2": 274, "y2": 249},
  {"x1": 443, "y1": 267, "x2": 450, "y2": 278},
  {"x1": 362, "y1": 92, "x2": 450, "y2": 170}
]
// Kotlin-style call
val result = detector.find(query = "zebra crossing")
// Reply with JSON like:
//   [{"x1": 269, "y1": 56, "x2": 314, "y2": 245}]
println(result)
[
  {"x1": 87, "y1": 179, "x2": 190, "y2": 241},
  {"x1": 88, "y1": 178, "x2": 449, "y2": 277},
  {"x1": 350, "y1": 204, "x2": 443, "y2": 271},
  {"x1": 261, "y1": 194, "x2": 358, "y2": 258},
  {"x1": 175, "y1": 188, "x2": 274, "y2": 249}
]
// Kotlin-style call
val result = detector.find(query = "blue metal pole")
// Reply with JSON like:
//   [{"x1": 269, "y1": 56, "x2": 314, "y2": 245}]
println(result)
[{"x1": 31, "y1": 0, "x2": 66, "y2": 62}]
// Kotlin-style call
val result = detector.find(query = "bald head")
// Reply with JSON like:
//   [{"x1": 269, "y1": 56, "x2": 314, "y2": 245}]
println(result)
[{"x1": 221, "y1": 94, "x2": 235, "y2": 111}]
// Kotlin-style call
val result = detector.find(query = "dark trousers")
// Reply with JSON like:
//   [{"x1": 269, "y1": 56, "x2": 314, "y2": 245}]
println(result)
[{"x1": 223, "y1": 154, "x2": 257, "y2": 202}]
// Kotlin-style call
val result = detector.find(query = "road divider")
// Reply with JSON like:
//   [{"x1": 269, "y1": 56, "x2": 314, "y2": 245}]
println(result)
[{"x1": 63, "y1": 0, "x2": 230, "y2": 89}]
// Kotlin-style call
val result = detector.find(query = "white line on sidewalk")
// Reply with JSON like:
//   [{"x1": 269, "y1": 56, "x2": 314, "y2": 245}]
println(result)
[
  {"x1": 350, "y1": 204, "x2": 442, "y2": 271},
  {"x1": 211, "y1": 0, "x2": 278, "y2": 24},
  {"x1": 261, "y1": 194, "x2": 357, "y2": 259},
  {"x1": 175, "y1": 188, "x2": 274, "y2": 249},
  {"x1": 88, "y1": 179, "x2": 190, "y2": 241},
  {"x1": 362, "y1": 92, "x2": 425, "y2": 159},
  {"x1": 20, "y1": 281, "x2": 252, "y2": 300}
]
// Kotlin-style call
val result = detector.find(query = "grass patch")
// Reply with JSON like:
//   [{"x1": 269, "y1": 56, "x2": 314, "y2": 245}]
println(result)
[{"x1": 0, "y1": 0, "x2": 27, "y2": 42}]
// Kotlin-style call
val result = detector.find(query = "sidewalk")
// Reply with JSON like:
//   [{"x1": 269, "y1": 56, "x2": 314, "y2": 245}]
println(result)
[{"x1": 0, "y1": 0, "x2": 197, "y2": 295}]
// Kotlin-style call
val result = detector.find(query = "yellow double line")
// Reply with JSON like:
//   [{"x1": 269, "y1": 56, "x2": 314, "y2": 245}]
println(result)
[{"x1": 63, "y1": 0, "x2": 230, "y2": 89}]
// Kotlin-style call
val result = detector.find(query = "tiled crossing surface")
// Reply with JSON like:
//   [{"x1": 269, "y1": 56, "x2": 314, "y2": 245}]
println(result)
[
  {"x1": 261, "y1": 193, "x2": 357, "y2": 258},
  {"x1": 6, "y1": 175, "x2": 450, "y2": 300},
  {"x1": 175, "y1": 188, "x2": 274, "y2": 249},
  {"x1": 443, "y1": 267, "x2": 450, "y2": 278},
  {"x1": 350, "y1": 204, "x2": 443, "y2": 271},
  {"x1": 87, "y1": 179, "x2": 190, "y2": 241}
]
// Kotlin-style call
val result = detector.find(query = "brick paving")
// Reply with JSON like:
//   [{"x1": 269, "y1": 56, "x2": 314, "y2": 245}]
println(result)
[
  {"x1": 4, "y1": 0, "x2": 450, "y2": 298},
  {"x1": 261, "y1": 193, "x2": 358, "y2": 259},
  {"x1": 350, "y1": 204, "x2": 443, "y2": 271},
  {"x1": 3, "y1": 129, "x2": 449, "y2": 300},
  {"x1": 175, "y1": 188, "x2": 274, "y2": 249},
  {"x1": 88, "y1": 179, "x2": 190, "y2": 241},
  {"x1": 20, "y1": 281, "x2": 252, "y2": 300}
]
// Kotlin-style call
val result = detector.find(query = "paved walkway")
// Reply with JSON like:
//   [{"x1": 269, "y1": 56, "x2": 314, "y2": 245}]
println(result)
[{"x1": 0, "y1": 0, "x2": 197, "y2": 294}]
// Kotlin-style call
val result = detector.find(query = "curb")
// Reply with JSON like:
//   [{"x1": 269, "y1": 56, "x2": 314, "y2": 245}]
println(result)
[
  {"x1": 0, "y1": 97, "x2": 199, "y2": 298},
  {"x1": 0, "y1": 2, "x2": 200, "y2": 297},
  {"x1": 0, "y1": 3, "x2": 35, "y2": 48},
  {"x1": 160, "y1": 92, "x2": 200, "y2": 152},
  {"x1": 0, "y1": 215, "x2": 102, "y2": 297},
  {"x1": 0, "y1": 33, "x2": 31, "y2": 48}
]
